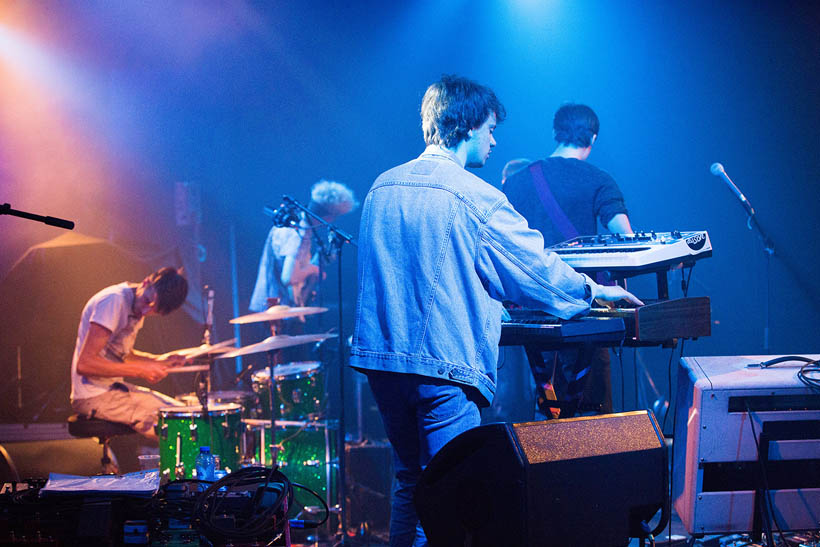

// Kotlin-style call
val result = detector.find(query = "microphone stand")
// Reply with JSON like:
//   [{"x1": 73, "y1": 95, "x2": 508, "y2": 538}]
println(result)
[
  {"x1": 747, "y1": 215, "x2": 774, "y2": 351},
  {"x1": 273, "y1": 195, "x2": 356, "y2": 541},
  {"x1": 714, "y1": 165, "x2": 778, "y2": 350},
  {"x1": 1, "y1": 203, "x2": 75, "y2": 230}
]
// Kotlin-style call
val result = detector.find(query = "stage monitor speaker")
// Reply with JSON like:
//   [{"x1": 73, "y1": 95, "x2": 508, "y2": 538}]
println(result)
[
  {"x1": 0, "y1": 438, "x2": 108, "y2": 482},
  {"x1": 673, "y1": 355, "x2": 820, "y2": 535},
  {"x1": 415, "y1": 410, "x2": 667, "y2": 547}
]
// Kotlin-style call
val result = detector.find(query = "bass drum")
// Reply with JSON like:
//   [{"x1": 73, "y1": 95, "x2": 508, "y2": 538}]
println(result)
[
  {"x1": 157, "y1": 403, "x2": 242, "y2": 480},
  {"x1": 242, "y1": 419, "x2": 337, "y2": 506}
]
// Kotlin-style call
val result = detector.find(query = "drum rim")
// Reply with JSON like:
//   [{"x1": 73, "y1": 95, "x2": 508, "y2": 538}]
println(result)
[
  {"x1": 241, "y1": 418, "x2": 339, "y2": 429},
  {"x1": 208, "y1": 390, "x2": 255, "y2": 399},
  {"x1": 159, "y1": 402, "x2": 243, "y2": 416},
  {"x1": 273, "y1": 361, "x2": 323, "y2": 379},
  {"x1": 250, "y1": 361, "x2": 323, "y2": 381}
]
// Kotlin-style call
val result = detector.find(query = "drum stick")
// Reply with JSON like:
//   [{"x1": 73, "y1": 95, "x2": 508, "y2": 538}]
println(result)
[{"x1": 166, "y1": 364, "x2": 210, "y2": 373}]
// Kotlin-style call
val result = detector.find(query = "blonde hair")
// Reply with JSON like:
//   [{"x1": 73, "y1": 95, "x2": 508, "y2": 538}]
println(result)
[{"x1": 309, "y1": 179, "x2": 358, "y2": 218}]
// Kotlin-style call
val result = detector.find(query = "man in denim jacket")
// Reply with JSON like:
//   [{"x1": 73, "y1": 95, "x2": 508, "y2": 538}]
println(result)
[{"x1": 350, "y1": 75, "x2": 641, "y2": 547}]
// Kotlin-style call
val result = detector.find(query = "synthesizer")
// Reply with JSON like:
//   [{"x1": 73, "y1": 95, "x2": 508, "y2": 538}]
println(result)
[
  {"x1": 500, "y1": 309, "x2": 625, "y2": 348},
  {"x1": 501, "y1": 296, "x2": 711, "y2": 348},
  {"x1": 589, "y1": 296, "x2": 711, "y2": 346},
  {"x1": 548, "y1": 230, "x2": 711, "y2": 273}
]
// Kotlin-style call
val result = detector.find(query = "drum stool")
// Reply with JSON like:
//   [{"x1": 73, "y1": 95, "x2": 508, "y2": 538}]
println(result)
[{"x1": 67, "y1": 414, "x2": 136, "y2": 474}]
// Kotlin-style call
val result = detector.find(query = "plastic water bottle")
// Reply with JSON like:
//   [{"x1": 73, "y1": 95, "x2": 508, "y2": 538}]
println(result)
[{"x1": 195, "y1": 446, "x2": 215, "y2": 481}]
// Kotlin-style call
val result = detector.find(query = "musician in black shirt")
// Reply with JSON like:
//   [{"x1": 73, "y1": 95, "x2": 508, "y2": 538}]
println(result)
[{"x1": 503, "y1": 103, "x2": 633, "y2": 416}]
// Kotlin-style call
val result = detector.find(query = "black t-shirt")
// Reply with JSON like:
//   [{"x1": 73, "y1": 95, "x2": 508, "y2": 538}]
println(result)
[{"x1": 503, "y1": 157, "x2": 628, "y2": 246}]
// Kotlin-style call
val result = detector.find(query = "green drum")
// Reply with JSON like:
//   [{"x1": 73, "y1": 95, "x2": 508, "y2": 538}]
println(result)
[
  {"x1": 157, "y1": 403, "x2": 242, "y2": 480},
  {"x1": 243, "y1": 419, "x2": 337, "y2": 504},
  {"x1": 252, "y1": 362, "x2": 326, "y2": 421},
  {"x1": 251, "y1": 368, "x2": 273, "y2": 420},
  {"x1": 208, "y1": 390, "x2": 258, "y2": 418}
]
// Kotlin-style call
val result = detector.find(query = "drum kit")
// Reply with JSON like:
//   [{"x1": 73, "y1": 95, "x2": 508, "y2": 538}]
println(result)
[{"x1": 155, "y1": 304, "x2": 338, "y2": 505}]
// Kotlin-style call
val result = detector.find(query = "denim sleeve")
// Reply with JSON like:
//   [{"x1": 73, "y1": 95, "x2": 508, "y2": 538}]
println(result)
[{"x1": 475, "y1": 198, "x2": 596, "y2": 319}]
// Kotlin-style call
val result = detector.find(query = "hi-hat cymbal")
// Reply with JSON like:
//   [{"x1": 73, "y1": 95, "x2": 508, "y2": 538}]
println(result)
[
  {"x1": 230, "y1": 305, "x2": 328, "y2": 324},
  {"x1": 217, "y1": 333, "x2": 337, "y2": 359}
]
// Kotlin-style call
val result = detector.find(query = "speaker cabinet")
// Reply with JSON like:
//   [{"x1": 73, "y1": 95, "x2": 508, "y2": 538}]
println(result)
[
  {"x1": 415, "y1": 410, "x2": 667, "y2": 547},
  {"x1": 673, "y1": 355, "x2": 820, "y2": 535},
  {"x1": 0, "y1": 438, "x2": 108, "y2": 482}
]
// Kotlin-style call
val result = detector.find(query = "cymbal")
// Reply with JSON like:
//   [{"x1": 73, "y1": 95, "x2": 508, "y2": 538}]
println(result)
[
  {"x1": 229, "y1": 305, "x2": 328, "y2": 324},
  {"x1": 157, "y1": 338, "x2": 237, "y2": 360},
  {"x1": 217, "y1": 333, "x2": 337, "y2": 359}
]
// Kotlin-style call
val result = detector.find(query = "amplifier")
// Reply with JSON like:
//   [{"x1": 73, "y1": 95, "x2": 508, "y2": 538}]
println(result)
[{"x1": 673, "y1": 355, "x2": 820, "y2": 535}]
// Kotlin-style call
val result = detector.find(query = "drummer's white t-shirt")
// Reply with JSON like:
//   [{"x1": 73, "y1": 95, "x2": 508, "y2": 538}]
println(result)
[{"x1": 70, "y1": 282, "x2": 145, "y2": 401}]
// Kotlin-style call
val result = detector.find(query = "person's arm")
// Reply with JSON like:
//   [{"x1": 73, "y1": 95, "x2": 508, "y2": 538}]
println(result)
[
  {"x1": 76, "y1": 322, "x2": 171, "y2": 384},
  {"x1": 476, "y1": 199, "x2": 641, "y2": 318},
  {"x1": 606, "y1": 213, "x2": 633, "y2": 235}
]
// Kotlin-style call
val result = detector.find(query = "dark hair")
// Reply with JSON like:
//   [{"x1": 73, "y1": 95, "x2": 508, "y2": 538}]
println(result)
[
  {"x1": 148, "y1": 267, "x2": 188, "y2": 315},
  {"x1": 553, "y1": 103, "x2": 599, "y2": 147},
  {"x1": 421, "y1": 74, "x2": 506, "y2": 148}
]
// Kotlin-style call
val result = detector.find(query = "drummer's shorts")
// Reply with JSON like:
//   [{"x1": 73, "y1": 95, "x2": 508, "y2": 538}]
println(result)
[{"x1": 72, "y1": 383, "x2": 181, "y2": 437}]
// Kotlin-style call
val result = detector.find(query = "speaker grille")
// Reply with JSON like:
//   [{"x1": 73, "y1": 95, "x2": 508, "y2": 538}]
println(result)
[{"x1": 514, "y1": 411, "x2": 663, "y2": 463}]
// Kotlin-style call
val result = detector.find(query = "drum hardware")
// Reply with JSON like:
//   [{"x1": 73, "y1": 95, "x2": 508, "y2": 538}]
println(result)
[
  {"x1": 175, "y1": 433, "x2": 184, "y2": 479},
  {"x1": 154, "y1": 259, "x2": 355, "y2": 533}
]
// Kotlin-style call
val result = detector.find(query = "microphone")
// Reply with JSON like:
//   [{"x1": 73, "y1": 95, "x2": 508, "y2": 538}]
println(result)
[
  {"x1": 263, "y1": 200, "x2": 299, "y2": 228},
  {"x1": 710, "y1": 162, "x2": 755, "y2": 216},
  {"x1": 203, "y1": 286, "x2": 214, "y2": 345}
]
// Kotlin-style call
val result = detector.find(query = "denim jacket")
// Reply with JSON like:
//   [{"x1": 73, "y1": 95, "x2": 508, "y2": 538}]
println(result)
[{"x1": 350, "y1": 146, "x2": 596, "y2": 404}]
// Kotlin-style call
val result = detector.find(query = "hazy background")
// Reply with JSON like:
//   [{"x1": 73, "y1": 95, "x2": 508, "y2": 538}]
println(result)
[{"x1": 2, "y1": 0, "x2": 818, "y2": 427}]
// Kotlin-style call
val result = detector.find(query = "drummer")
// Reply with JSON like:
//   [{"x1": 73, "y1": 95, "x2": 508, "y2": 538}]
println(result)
[{"x1": 70, "y1": 267, "x2": 189, "y2": 440}]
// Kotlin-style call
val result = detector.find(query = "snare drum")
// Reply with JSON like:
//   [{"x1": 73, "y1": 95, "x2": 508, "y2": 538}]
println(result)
[
  {"x1": 177, "y1": 391, "x2": 259, "y2": 419},
  {"x1": 243, "y1": 419, "x2": 337, "y2": 504},
  {"x1": 209, "y1": 390, "x2": 258, "y2": 418},
  {"x1": 157, "y1": 403, "x2": 242, "y2": 480}
]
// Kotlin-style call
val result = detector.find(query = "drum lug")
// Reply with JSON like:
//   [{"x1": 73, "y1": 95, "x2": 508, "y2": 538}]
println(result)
[
  {"x1": 175, "y1": 463, "x2": 185, "y2": 480},
  {"x1": 222, "y1": 420, "x2": 231, "y2": 438},
  {"x1": 160, "y1": 423, "x2": 168, "y2": 440},
  {"x1": 190, "y1": 423, "x2": 198, "y2": 443}
]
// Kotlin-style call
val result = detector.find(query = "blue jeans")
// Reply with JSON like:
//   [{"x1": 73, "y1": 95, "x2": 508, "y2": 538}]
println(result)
[{"x1": 366, "y1": 371, "x2": 481, "y2": 547}]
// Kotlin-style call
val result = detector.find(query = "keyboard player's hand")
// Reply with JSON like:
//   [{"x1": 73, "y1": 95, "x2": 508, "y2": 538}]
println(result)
[{"x1": 593, "y1": 285, "x2": 644, "y2": 308}]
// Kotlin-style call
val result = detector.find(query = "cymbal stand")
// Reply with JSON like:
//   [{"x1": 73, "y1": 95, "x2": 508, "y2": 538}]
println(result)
[
  {"x1": 199, "y1": 286, "x2": 214, "y2": 459},
  {"x1": 269, "y1": 194, "x2": 357, "y2": 541},
  {"x1": 266, "y1": 318, "x2": 281, "y2": 467}
]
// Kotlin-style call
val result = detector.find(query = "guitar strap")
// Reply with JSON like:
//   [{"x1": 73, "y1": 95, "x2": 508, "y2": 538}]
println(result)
[
  {"x1": 529, "y1": 162, "x2": 612, "y2": 286},
  {"x1": 528, "y1": 162, "x2": 579, "y2": 241}
]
